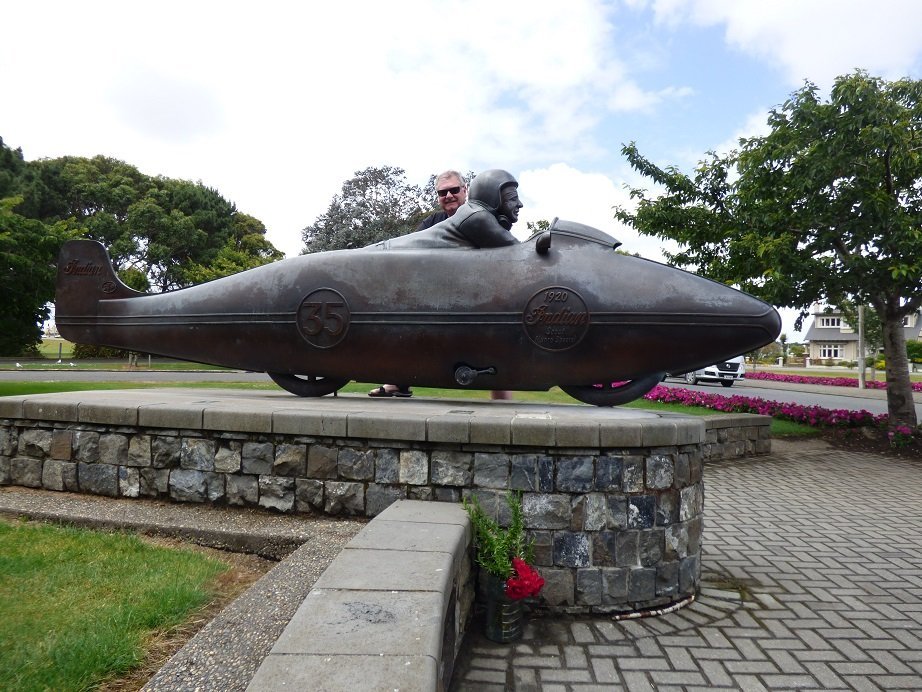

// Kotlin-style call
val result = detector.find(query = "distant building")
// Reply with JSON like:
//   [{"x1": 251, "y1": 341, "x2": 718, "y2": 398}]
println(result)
[
  {"x1": 43, "y1": 320, "x2": 60, "y2": 338},
  {"x1": 803, "y1": 303, "x2": 922, "y2": 363}
]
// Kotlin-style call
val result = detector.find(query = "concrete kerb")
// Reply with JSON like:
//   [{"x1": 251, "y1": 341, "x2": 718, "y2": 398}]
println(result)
[{"x1": 247, "y1": 499, "x2": 472, "y2": 692}]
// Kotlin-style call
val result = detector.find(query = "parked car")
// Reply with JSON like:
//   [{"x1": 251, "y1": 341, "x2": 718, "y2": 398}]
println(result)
[{"x1": 673, "y1": 355, "x2": 746, "y2": 387}]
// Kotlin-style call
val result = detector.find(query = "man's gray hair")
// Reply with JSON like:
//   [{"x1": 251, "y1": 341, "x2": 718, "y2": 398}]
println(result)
[{"x1": 436, "y1": 170, "x2": 467, "y2": 186}]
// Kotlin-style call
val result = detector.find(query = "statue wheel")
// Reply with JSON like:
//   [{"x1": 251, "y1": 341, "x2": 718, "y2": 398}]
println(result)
[
  {"x1": 268, "y1": 373, "x2": 349, "y2": 397},
  {"x1": 561, "y1": 373, "x2": 665, "y2": 407}
]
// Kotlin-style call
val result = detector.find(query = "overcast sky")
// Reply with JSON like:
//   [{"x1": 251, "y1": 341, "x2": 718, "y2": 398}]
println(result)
[{"x1": 4, "y1": 0, "x2": 922, "y2": 340}]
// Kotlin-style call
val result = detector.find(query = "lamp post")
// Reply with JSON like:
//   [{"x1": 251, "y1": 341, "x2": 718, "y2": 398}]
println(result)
[{"x1": 858, "y1": 305, "x2": 866, "y2": 390}]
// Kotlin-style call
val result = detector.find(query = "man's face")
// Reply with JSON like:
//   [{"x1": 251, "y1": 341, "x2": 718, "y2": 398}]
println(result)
[
  {"x1": 499, "y1": 186, "x2": 523, "y2": 224},
  {"x1": 437, "y1": 176, "x2": 467, "y2": 216}
]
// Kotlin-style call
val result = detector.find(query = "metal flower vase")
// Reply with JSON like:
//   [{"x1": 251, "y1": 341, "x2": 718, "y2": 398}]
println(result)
[{"x1": 481, "y1": 571, "x2": 524, "y2": 643}]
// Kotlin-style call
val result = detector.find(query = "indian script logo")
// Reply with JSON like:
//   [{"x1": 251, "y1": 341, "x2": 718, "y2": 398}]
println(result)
[
  {"x1": 523, "y1": 287, "x2": 590, "y2": 351},
  {"x1": 63, "y1": 260, "x2": 102, "y2": 276}
]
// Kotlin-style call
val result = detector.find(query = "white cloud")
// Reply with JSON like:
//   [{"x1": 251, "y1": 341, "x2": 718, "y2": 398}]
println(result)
[
  {"x1": 607, "y1": 82, "x2": 694, "y2": 112},
  {"x1": 653, "y1": 0, "x2": 922, "y2": 87},
  {"x1": 518, "y1": 163, "x2": 679, "y2": 261}
]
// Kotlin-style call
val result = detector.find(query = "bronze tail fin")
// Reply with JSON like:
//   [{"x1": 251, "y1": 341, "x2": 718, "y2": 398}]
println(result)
[{"x1": 55, "y1": 240, "x2": 144, "y2": 341}]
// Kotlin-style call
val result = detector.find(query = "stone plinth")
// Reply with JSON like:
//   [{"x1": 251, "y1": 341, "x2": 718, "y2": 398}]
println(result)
[{"x1": 0, "y1": 389, "x2": 770, "y2": 614}]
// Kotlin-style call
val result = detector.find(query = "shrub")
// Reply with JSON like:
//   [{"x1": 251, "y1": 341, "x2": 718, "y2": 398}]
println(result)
[{"x1": 72, "y1": 344, "x2": 131, "y2": 359}]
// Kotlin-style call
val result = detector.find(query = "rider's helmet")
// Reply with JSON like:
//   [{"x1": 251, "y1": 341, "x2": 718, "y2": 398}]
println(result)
[{"x1": 467, "y1": 169, "x2": 518, "y2": 214}]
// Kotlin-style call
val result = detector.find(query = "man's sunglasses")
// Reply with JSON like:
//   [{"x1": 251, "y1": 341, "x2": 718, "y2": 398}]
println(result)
[{"x1": 437, "y1": 186, "x2": 463, "y2": 197}]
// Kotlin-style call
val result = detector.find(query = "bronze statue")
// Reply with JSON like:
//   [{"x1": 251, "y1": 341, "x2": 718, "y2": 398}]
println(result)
[{"x1": 55, "y1": 171, "x2": 781, "y2": 406}]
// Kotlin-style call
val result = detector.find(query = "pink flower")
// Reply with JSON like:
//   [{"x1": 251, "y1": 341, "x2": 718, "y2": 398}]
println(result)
[
  {"x1": 746, "y1": 371, "x2": 922, "y2": 392},
  {"x1": 642, "y1": 385, "x2": 887, "y2": 429}
]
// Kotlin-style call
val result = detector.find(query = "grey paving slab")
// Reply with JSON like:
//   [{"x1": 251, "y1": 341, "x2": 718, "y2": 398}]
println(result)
[{"x1": 451, "y1": 444, "x2": 922, "y2": 691}]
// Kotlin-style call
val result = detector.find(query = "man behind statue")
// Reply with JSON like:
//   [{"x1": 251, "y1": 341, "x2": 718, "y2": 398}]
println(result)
[
  {"x1": 377, "y1": 168, "x2": 522, "y2": 250},
  {"x1": 367, "y1": 169, "x2": 523, "y2": 398}
]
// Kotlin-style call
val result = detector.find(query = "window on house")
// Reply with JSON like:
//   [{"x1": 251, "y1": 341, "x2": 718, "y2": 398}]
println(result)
[
  {"x1": 820, "y1": 344, "x2": 842, "y2": 359},
  {"x1": 819, "y1": 317, "x2": 842, "y2": 328}
]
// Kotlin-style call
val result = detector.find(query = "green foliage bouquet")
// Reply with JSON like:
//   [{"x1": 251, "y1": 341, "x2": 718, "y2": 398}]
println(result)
[{"x1": 463, "y1": 491, "x2": 544, "y2": 600}]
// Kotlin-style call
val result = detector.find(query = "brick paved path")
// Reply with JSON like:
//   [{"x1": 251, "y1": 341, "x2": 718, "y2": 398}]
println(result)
[{"x1": 452, "y1": 448, "x2": 922, "y2": 690}]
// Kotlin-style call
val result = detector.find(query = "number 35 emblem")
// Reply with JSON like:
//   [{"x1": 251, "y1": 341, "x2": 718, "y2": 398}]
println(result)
[{"x1": 297, "y1": 288, "x2": 350, "y2": 349}]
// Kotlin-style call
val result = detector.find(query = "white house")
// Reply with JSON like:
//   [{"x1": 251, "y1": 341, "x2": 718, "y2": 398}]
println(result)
[{"x1": 803, "y1": 303, "x2": 922, "y2": 363}]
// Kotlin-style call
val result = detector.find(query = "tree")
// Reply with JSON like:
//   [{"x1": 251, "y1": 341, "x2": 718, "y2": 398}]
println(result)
[
  {"x1": 301, "y1": 166, "x2": 430, "y2": 253},
  {"x1": 616, "y1": 71, "x2": 922, "y2": 429},
  {"x1": 28, "y1": 155, "x2": 252, "y2": 290},
  {"x1": 906, "y1": 340, "x2": 922, "y2": 366},
  {"x1": 749, "y1": 341, "x2": 781, "y2": 365},
  {"x1": 0, "y1": 137, "x2": 29, "y2": 200},
  {"x1": 1, "y1": 137, "x2": 284, "y2": 355},
  {"x1": 0, "y1": 197, "x2": 70, "y2": 355},
  {"x1": 180, "y1": 212, "x2": 284, "y2": 284},
  {"x1": 526, "y1": 219, "x2": 552, "y2": 234}
]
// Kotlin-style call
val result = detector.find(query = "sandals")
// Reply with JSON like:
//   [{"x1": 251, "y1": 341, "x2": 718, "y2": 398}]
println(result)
[{"x1": 368, "y1": 385, "x2": 412, "y2": 398}]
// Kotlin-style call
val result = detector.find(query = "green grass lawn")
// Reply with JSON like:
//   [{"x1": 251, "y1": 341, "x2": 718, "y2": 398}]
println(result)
[
  {"x1": 38, "y1": 338, "x2": 74, "y2": 359},
  {"x1": 0, "y1": 518, "x2": 228, "y2": 691}
]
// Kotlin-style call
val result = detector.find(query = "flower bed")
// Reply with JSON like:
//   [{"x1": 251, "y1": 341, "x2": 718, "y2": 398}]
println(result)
[
  {"x1": 747, "y1": 371, "x2": 922, "y2": 392},
  {"x1": 642, "y1": 385, "x2": 887, "y2": 428}
]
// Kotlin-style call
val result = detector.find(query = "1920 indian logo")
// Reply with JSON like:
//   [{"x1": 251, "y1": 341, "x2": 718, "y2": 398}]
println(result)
[
  {"x1": 522, "y1": 286, "x2": 590, "y2": 351},
  {"x1": 297, "y1": 288, "x2": 350, "y2": 349}
]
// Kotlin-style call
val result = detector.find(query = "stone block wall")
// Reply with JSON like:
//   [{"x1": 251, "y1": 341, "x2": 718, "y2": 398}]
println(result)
[
  {"x1": 0, "y1": 393, "x2": 770, "y2": 615},
  {"x1": 1, "y1": 421, "x2": 708, "y2": 615},
  {"x1": 701, "y1": 413, "x2": 773, "y2": 461}
]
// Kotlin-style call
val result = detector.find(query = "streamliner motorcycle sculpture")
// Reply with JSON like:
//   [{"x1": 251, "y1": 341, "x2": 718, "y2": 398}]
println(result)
[{"x1": 54, "y1": 220, "x2": 781, "y2": 406}]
